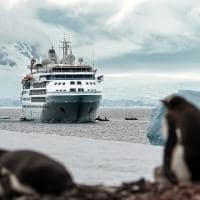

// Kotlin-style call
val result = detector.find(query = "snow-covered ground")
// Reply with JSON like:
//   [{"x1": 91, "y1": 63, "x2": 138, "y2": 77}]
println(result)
[{"x1": 0, "y1": 130, "x2": 162, "y2": 185}]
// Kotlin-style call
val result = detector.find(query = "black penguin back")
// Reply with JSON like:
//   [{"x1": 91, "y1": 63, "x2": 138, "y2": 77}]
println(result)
[
  {"x1": 163, "y1": 114, "x2": 177, "y2": 183},
  {"x1": 0, "y1": 150, "x2": 74, "y2": 195}
]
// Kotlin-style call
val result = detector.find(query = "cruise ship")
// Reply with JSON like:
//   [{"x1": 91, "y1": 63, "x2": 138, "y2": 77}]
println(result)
[{"x1": 21, "y1": 38, "x2": 103, "y2": 122}]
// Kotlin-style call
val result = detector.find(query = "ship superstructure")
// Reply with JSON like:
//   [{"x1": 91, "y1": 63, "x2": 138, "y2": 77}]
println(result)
[{"x1": 21, "y1": 38, "x2": 103, "y2": 122}]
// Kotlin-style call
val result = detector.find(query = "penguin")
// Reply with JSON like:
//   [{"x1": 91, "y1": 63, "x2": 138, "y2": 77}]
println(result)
[
  {"x1": 161, "y1": 113, "x2": 177, "y2": 184},
  {"x1": 161, "y1": 95, "x2": 200, "y2": 183},
  {"x1": 0, "y1": 149, "x2": 74, "y2": 195}
]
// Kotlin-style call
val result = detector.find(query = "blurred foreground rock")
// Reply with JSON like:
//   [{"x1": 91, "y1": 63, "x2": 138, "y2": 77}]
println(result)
[{"x1": 4, "y1": 178, "x2": 200, "y2": 200}]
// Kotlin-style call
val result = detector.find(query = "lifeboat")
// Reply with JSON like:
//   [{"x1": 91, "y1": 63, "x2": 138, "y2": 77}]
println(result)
[{"x1": 21, "y1": 75, "x2": 33, "y2": 84}]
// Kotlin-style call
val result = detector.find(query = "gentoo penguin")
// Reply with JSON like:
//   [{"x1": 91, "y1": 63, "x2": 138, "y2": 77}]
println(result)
[
  {"x1": 161, "y1": 95, "x2": 200, "y2": 183},
  {"x1": 0, "y1": 149, "x2": 74, "y2": 195}
]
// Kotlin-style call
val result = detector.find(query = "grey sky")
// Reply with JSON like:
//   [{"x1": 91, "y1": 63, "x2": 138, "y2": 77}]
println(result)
[{"x1": 1, "y1": 0, "x2": 200, "y2": 70}]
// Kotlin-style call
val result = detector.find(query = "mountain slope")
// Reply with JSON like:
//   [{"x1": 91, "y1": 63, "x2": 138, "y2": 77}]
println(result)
[{"x1": 0, "y1": 42, "x2": 41, "y2": 99}]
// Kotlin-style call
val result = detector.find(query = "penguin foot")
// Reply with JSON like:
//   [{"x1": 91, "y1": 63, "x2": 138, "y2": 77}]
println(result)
[{"x1": 154, "y1": 166, "x2": 174, "y2": 188}]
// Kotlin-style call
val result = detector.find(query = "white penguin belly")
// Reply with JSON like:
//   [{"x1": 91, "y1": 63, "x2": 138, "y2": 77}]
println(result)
[
  {"x1": 161, "y1": 116, "x2": 169, "y2": 141},
  {"x1": 171, "y1": 144, "x2": 191, "y2": 182}
]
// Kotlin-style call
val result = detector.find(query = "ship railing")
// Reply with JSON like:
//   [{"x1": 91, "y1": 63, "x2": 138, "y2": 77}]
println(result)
[
  {"x1": 47, "y1": 90, "x2": 102, "y2": 94},
  {"x1": 37, "y1": 69, "x2": 96, "y2": 73},
  {"x1": 39, "y1": 74, "x2": 95, "y2": 80}
]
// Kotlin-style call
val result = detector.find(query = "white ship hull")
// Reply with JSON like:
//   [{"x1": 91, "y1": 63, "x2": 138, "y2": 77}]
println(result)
[{"x1": 22, "y1": 94, "x2": 102, "y2": 122}]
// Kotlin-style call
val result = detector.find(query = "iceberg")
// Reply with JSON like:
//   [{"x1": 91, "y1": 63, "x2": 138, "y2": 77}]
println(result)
[{"x1": 147, "y1": 90, "x2": 200, "y2": 145}]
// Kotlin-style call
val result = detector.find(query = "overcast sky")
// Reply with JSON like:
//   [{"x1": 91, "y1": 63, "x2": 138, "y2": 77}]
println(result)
[
  {"x1": 1, "y1": 0, "x2": 200, "y2": 99},
  {"x1": 1, "y1": 0, "x2": 200, "y2": 71}
]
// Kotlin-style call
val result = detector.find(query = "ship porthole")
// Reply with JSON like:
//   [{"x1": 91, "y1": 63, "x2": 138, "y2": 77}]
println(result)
[{"x1": 60, "y1": 107, "x2": 66, "y2": 113}]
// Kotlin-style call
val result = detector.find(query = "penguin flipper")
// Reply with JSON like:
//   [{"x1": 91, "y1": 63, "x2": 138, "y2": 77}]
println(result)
[{"x1": 163, "y1": 115, "x2": 178, "y2": 184}]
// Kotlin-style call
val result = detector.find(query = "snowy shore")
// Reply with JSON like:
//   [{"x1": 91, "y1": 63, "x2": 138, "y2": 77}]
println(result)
[{"x1": 0, "y1": 130, "x2": 162, "y2": 185}]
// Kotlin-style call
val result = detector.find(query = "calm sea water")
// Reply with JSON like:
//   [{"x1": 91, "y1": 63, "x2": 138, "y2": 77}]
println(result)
[{"x1": 0, "y1": 108, "x2": 151, "y2": 144}]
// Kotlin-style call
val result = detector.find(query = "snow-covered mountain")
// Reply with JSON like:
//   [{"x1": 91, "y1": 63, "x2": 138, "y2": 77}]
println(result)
[
  {"x1": 0, "y1": 42, "x2": 40, "y2": 69},
  {"x1": 0, "y1": 42, "x2": 42, "y2": 99},
  {"x1": 0, "y1": 98, "x2": 20, "y2": 107}
]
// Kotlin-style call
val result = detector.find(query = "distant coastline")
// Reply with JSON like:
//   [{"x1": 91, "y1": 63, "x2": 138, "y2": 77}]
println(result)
[
  {"x1": 0, "y1": 106, "x2": 21, "y2": 109},
  {"x1": 0, "y1": 98, "x2": 156, "y2": 108},
  {"x1": 0, "y1": 98, "x2": 21, "y2": 107}
]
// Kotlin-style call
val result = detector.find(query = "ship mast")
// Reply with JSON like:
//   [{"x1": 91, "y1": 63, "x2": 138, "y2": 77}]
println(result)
[{"x1": 60, "y1": 35, "x2": 71, "y2": 64}]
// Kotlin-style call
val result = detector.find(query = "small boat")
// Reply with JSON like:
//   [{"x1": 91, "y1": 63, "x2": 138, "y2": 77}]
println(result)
[
  {"x1": 125, "y1": 117, "x2": 138, "y2": 120},
  {"x1": 95, "y1": 116, "x2": 109, "y2": 121},
  {"x1": 0, "y1": 117, "x2": 11, "y2": 120}
]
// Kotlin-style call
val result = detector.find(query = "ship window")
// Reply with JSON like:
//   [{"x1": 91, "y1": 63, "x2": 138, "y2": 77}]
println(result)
[
  {"x1": 33, "y1": 82, "x2": 46, "y2": 88},
  {"x1": 90, "y1": 82, "x2": 93, "y2": 85},
  {"x1": 63, "y1": 89, "x2": 66, "y2": 91},
  {"x1": 93, "y1": 82, "x2": 96, "y2": 85},
  {"x1": 70, "y1": 88, "x2": 76, "y2": 92},
  {"x1": 58, "y1": 82, "x2": 61, "y2": 85},
  {"x1": 22, "y1": 98, "x2": 30, "y2": 101},
  {"x1": 31, "y1": 97, "x2": 46, "y2": 102},
  {"x1": 60, "y1": 90, "x2": 62, "y2": 91},
  {"x1": 77, "y1": 81, "x2": 81, "y2": 85},
  {"x1": 30, "y1": 89, "x2": 46, "y2": 95},
  {"x1": 63, "y1": 82, "x2": 65, "y2": 85},
  {"x1": 55, "y1": 75, "x2": 65, "y2": 80},
  {"x1": 70, "y1": 81, "x2": 75, "y2": 85},
  {"x1": 56, "y1": 90, "x2": 58, "y2": 91},
  {"x1": 86, "y1": 82, "x2": 89, "y2": 85},
  {"x1": 78, "y1": 88, "x2": 84, "y2": 92},
  {"x1": 55, "y1": 82, "x2": 57, "y2": 85}
]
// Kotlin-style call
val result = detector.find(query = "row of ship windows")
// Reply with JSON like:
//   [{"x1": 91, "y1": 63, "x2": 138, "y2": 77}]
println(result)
[
  {"x1": 23, "y1": 88, "x2": 97, "y2": 96},
  {"x1": 40, "y1": 74, "x2": 95, "y2": 80},
  {"x1": 23, "y1": 87, "x2": 96, "y2": 103},
  {"x1": 24, "y1": 88, "x2": 97, "y2": 97},
  {"x1": 55, "y1": 88, "x2": 96, "y2": 92},
  {"x1": 54, "y1": 81, "x2": 96, "y2": 85},
  {"x1": 23, "y1": 105, "x2": 45, "y2": 108},
  {"x1": 22, "y1": 97, "x2": 46, "y2": 103},
  {"x1": 30, "y1": 90, "x2": 46, "y2": 95}
]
